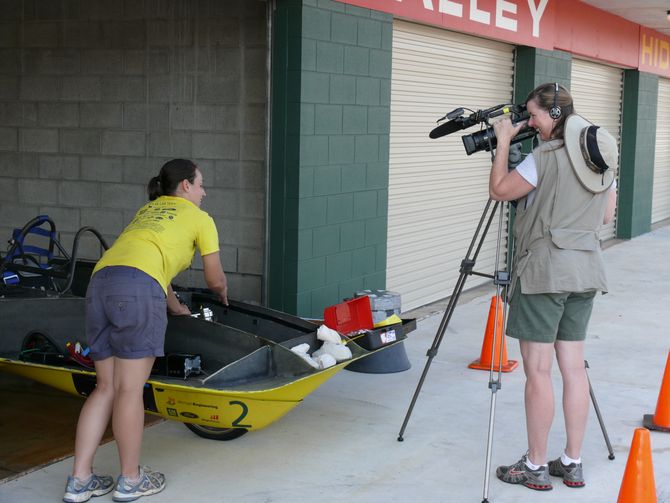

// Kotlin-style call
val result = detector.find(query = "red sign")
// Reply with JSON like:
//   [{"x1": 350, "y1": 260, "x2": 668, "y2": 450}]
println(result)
[
  {"x1": 336, "y1": 0, "x2": 670, "y2": 78},
  {"x1": 336, "y1": 0, "x2": 556, "y2": 50},
  {"x1": 553, "y1": 0, "x2": 639, "y2": 69},
  {"x1": 639, "y1": 27, "x2": 670, "y2": 79}
]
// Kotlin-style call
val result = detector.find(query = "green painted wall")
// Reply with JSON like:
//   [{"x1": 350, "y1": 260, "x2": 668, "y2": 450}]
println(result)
[
  {"x1": 514, "y1": 47, "x2": 572, "y2": 103},
  {"x1": 269, "y1": 0, "x2": 302, "y2": 314},
  {"x1": 269, "y1": 0, "x2": 393, "y2": 318},
  {"x1": 512, "y1": 47, "x2": 572, "y2": 196},
  {"x1": 618, "y1": 71, "x2": 659, "y2": 239}
]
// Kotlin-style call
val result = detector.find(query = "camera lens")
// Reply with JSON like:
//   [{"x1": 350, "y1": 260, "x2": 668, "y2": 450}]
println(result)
[
  {"x1": 462, "y1": 121, "x2": 535, "y2": 156},
  {"x1": 463, "y1": 129, "x2": 496, "y2": 155}
]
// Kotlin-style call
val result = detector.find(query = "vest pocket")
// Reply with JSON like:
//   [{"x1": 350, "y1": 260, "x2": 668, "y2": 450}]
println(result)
[{"x1": 549, "y1": 228, "x2": 598, "y2": 251}]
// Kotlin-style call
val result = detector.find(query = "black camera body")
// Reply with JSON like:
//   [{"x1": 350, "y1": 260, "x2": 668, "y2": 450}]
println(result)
[
  {"x1": 430, "y1": 103, "x2": 537, "y2": 156},
  {"x1": 462, "y1": 107, "x2": 536, "y2": 155}
]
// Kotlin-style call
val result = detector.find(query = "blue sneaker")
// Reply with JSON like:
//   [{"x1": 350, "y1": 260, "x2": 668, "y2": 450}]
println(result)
[
  {"x1": 63, "y1": 473, "x2": 114, "y2": 503},
  {"x1": 112, "y1": 466, "x2": 166, "y2": 502}
]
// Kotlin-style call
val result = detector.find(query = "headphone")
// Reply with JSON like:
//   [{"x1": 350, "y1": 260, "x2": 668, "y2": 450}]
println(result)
[{"x1": 549, "y1": 82, "x2": 562, "y2": 120}]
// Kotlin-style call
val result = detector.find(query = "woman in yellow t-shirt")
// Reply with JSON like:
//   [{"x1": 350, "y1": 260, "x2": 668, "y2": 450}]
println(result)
[{"x1": 63, "y1": 159, "x2": 228, "y2": 503}]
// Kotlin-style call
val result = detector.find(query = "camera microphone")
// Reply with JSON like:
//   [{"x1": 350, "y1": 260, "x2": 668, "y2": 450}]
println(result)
[
  {"x1": 429, "y1": 104, "x2": 520, "y2": 140},
  {"x1": 429, "y1": 107, "x2": 470, "y2": 139},
  {"x1": 429, "y1": 119, "x2": 466, "y2": 139}
]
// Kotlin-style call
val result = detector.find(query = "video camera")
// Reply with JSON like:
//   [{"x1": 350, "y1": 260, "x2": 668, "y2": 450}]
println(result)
[{"x1": 429, "y1": 103, "x2": 537, "y2": 156}]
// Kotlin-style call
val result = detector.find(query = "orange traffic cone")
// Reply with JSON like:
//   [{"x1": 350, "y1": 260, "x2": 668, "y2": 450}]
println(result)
[
  {"x1": 617, "y1": 428, "x2": 657, "y2": 503},
  {"x1": 468, "y1": 296, "x2": 518, "y2": 372},
  {"x1": 643, "y1": 351, "x2": 670, "y2": 432}
]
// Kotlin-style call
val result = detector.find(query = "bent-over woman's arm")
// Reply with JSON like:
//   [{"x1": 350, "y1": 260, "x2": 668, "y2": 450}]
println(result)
[
  {"x1": 202, "y1": 252, "x2": 228, "y2": 305},
  {"x1": 167, "y1": 284, "x2": 191, "y2": 315}
]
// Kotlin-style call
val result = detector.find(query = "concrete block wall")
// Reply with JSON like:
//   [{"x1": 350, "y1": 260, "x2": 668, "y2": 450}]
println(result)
[
  {"x1": 618, "y1": 70, "x2": 659, "y2": 239},
  {"x1": 0, "y1": 0, "x2": 268, "y2": 303},
  {"x1": 514, "y1": 47, "x2": 572, "y2": 109},
  {"x1": 269, "y1": 0, "x2": 392, "y2": 318},
  {"x1": 512, "y1": 48, "x2": 572, "y2": 182}
]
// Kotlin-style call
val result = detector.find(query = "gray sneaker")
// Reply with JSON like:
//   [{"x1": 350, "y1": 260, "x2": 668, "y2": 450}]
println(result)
[
  {"x1": 63, "y1": 473, "x2": 114, "y2": 503},
  {"x1": 496, "y1": 454, "x2": 553, "y2": 491},
  {"x1": 548, "y1": 457, "x2": 585, "y2": 487},
  {"x1": 112, "y1": 466, "x2": 166, "y2": 502}
]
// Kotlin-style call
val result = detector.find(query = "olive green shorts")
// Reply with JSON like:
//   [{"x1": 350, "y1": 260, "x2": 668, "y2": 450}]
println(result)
[{"x1": 506, "y1": 281, "x2": 596, "y2": 343}]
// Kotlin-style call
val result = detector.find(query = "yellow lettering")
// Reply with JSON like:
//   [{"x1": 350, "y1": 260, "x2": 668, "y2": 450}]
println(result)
[
  {"x1": 655, "y1": 37, "x2": 660, "y2": 66},
  {"x1": 660, "y1": 40, "x2": 670, "y2": 70},
  {"x1": 641, "y1": 33, "x2": 654, "y2": 66}
]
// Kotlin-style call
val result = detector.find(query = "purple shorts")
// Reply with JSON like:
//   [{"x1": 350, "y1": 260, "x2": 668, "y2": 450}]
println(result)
[{"x1": 85, "y1": 266, "x2": 167, "y2": 360}]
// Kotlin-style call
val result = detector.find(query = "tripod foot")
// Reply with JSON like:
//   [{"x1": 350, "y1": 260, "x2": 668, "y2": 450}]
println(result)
[
  {"x1": 397, "y1": 435, "x2": 404, "y2": 442},
  {"x1": 609, "y1": 454, "x2": 615, "y2": 460}
]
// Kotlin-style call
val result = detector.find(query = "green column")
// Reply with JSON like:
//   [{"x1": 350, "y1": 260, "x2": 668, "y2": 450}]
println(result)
[
  {"x1": 618, "y1": 70, "x2": 659, "y2": 239},
  {"x1": 268, "y1": 0, "x2": 302, "y2": 314},
  {"x1": 514, "y1": 47, "x2": 572, "y2": 104},
  {"x1": 269, "y1": 0, "x2": 393, "y2": 318}
]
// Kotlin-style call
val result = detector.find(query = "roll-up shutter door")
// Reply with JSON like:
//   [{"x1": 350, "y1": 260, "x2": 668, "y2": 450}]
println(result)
[
  {"x1": 388, "y1": 21, "x2": 514, "y2": 311},
  {"x1": 652, "y1": 78, "x2": 670, "y2": 224},
  {"x1": 570, "y1": 59, "x2": 623, "y2": 241}
]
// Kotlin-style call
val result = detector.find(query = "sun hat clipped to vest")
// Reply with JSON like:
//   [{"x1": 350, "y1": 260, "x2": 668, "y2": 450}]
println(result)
[{"x1": 564, "y1": 114, "x2": 618, "y2": 193}]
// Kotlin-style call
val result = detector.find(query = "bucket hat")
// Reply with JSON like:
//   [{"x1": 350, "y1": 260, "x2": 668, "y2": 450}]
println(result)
[{"x1": 564, "y1": 114, "x2": 617, "y2": 193}]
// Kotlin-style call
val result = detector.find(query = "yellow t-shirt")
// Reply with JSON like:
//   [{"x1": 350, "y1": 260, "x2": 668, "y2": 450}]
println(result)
[{"x1": 93, "y1": 196, "x2": 219, "y2": 293}]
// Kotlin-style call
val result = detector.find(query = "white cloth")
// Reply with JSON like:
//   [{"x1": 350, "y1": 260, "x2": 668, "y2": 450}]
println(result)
[
  {"x1": 313, "y1": 353, "x2": 336, "y2": 369},
  {"x1": 290, "y1": 343, "x2": 320, "y2": 369},
  {"x1": 317, "y1": 324, "x2": 343, "y2": 344},
  {"x1": 313, "y1": 341, "x2": 352, "y2": 362},
  {"x1": 290, "y1": 342, "x2": 343, "y2": 369}
]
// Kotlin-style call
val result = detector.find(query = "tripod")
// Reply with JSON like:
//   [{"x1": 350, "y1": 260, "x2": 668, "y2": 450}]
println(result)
[{"x1": 396, "y1": 197, "x2": 614, "y2": 502}]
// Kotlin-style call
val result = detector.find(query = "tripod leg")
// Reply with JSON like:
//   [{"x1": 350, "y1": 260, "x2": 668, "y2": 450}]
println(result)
[
  {"x1": 398, "y1": 200, "x2": 500, "y2": 441},
  {"x1": 481, "y1": 380, "x2": 500, "y2": 503},
  {"x1": 585, "y1": 360, "x2": 615, "y2": 460},
  {"x1": 481, "y1": 204, "x2": 510, "y2": 503},
  {"x1": 397, "y1": 271, "x2": 468, "y2": 441}
]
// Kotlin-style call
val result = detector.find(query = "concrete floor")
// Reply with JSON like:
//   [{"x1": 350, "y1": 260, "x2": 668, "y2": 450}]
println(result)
[{"x1": 1, "y1": 225, "x2": 670, "y2": 502}]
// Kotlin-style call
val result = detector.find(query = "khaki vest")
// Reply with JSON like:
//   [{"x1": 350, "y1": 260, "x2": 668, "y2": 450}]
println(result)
[{"x1": 511, "y1": 140, "x2": 609, "y2": 295}]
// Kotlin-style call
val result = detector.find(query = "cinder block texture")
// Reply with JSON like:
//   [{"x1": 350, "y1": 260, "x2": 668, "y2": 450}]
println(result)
[
  {"x1": 1, "y1": 0, "x2": 268, "y2": 305},
  {"x1": 269, "y1": 0, "x2": 392, "y2": 318},
  {"x1": 618, "y1": 70, "x2": 658, "y2": 239}
]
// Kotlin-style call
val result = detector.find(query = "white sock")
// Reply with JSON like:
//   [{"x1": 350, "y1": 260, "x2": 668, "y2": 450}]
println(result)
[
  {"x1": 124, "y1": 473, "x2": 142, "y2": 486},
  {"x1": 524, "y1": 457, "x2": 545, "y2": 470},
  {"x1": 561, "y1": 452, "x2": 581, "y2": 465}
]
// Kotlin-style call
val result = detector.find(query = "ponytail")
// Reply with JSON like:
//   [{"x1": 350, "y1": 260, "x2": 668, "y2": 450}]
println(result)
[
  {"x1": 146, "y1": 159, "x2": 197, "y2": 201},
  {"x1": 147, "y1": 176, "x2": 163, "y2": 201}
]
